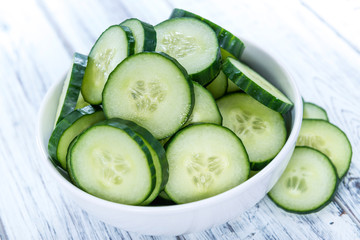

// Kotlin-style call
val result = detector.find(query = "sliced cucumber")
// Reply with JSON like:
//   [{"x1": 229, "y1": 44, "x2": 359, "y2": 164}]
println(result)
[
  {"x1": 48, "y1": 105, "x2": 106, "y2": 169},
  {"x1": 296, "y1": 119, "x2": 352, "y2": 179},
  {"x1": 68, "y1": 119, "x2": 156, "y2": 205},
  {"x1": 226, "y1": 78, "x2": 242, "y2": 93},
  {"x1": 223, "y1": 57, "x2": 293, "y2": 113},
  {"x1": 111, "y1": 118, "x2": 169, "y2": 205},
  {"x1": 185, "y1": 81, "x2": 222, "y2": 126},
  {"x1": 54, "y1": 53, "x2": 87, "y2": 125},
  {"x1": 165, "y1": 124, "x2": 249, "y2": 204},
  {"x1": 206, "y1": 71, "x2": 228, "y2": 99},
  {"x1": 217, "y1": 93, "x2": 287, "y2": 170},
  {"x1": 170, "y1": 8, "x2": 245, "y2": 59},
  {"x1": 268, "y1": 147, "x2": 338, "y2": 213},
  {"x1": 74, "y1": 92, "x2": 90, "y2": 109},
  {"x1": 120, "y1": 18, "x2": 156, "y2": 53},
  {"x1": 103, "y1": 52, "x2": 194, "y2": 140},
  {"x1": 155, "y1": 17, "x2": 221, "y2": 85},
  {"x1": 303, "y1": 102, "x2": 328, "y2": 121},
  {"x1": 82, "y1": 25, "x2": 135, "y2": 105}
]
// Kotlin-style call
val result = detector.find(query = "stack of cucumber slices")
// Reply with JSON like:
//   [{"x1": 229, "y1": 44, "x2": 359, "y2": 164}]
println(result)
[{"x1": 47, "y1": 8, "x2": 352, "y2": 213}]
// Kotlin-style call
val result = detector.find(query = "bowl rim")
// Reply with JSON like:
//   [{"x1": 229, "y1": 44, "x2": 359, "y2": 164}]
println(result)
[{"x1": 36, "y1": 38, "x2": 303, "y2": 214}]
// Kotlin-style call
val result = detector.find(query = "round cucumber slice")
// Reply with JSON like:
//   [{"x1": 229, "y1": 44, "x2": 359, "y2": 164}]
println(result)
[
  {"x1": 269, "y1": 147, "x2": 338, "y2": 214},
  {"x1": 102, "y1": 52, "x2": 194, "y2": 140},
  {"x1": 217, "y1": 93, "x2": 287, "y2": 170},
  {"x1": 68, "y1": 119, "x2": 156, "y2": 205},
  {"x1": 48, "y1": 105, "x2": 105, "y2": 169},
  {"x1": 223, "y1": 57, "x2": 293, "y2": 113},
  {"x1": 155, "y1": 17, "x2": 221, "y2": 85},
  {"x1": 303, "y1": 102, "x2": 328, "y2": 121},
  {"x1": 120, "y1": 18, "x2": 156, "y2": 53},
  {"x1": 82, "y1": 25, "x2": 135, "y2": 105},
  {"x1": 206, "y1": 71, "x2": 228, "y2": 99},
  {"x1": 165, "y1": 124, "x2": 249, "y2": 204},
  {"x1": 296, "y1": 119, "x2": 352, "y2": 179},
  {"x1": 170, "y1": 8, "x2": 245, "y2": 60}
]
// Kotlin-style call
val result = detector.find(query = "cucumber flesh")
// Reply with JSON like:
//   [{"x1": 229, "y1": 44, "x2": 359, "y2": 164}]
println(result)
[
  {"x1": 170, "y1": 8, "x2": 245, "y2": 59},
  {"x1": 223, "y1": 57, "x2": 293, "y2": 113},
  {"x1": 48, "y1": 105, "x2": 105, "y2": 169},
  {"x1": 82, "y1": 25, "x2": 135, "y2": 104},
  {"x1": 165, "y1": 124, "x2": 249, "y2": 204},
  {"x1": 185, "y1": 81, "x2": 222, "y2": 126},
  {"x1": 217, "y1": 93, "x2": 287, "y2": 170},
  {"x1": 68, "y1": 119, "x2": 156, "y2": 205},
  {"x1": 55, "y1": 53, "x2": 87, "y2": 125},
  {"x1": 303, "y1": 102, "x2": 328, "y2": 121},
  {"x1": 296, "y1": 119, "x2": 352, "y2": 179},
  {"x1": 155, "y1": 17, "x2": 221, "y2": 85},
  {"x1": 268, "y1": 147, "x2": 338, "y2": 213},
  {"x1": 103, "y1": 52, "x2": 194, "y2": 140},
  {"x1": 206, "y1": 71, "x2": 228, "y2": 99},
  {"x1": 120, "y1": 18, "x2": 156, "y2": 53}
]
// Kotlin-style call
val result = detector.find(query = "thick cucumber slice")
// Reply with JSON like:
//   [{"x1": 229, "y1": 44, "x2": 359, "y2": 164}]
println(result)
[
  {"x1": 227, "y1": 79, "x2": 242, "y2": 93},
  {"x1": 48, "y1": 105, "x2": 105, "y2": 169},
  {"x1": 170, "y1": 8, "x2": 245, "y2": 59},
  {"x1": 165, "y1": 124, "x2": 249, "y2": 204},
  {"x1": 82, "y1": 25, "x2": 135, "y2": 105},
  {"x1": 68, "y1": 119, "x2": 156, "y2": 205},
  {"x1": 103, "y1": 52, "x2": 194, "y2": 140},
  {"x1": 120, "y1": 18, "x2": 156, "y2": 53},
  {"x1": 155, "y1": 17, "x2": 221, "y2": 85},
  {"x1": 268, "y1": 147, "x2": 338, "y2": 213},
  {"x1": 296, "y1": 119, "x2": 352, "y2": 179},
  {"x1": 217, "y1": 93, "x2": 287, "y2": 170},
  {"x1": 206, "y1": 71, "x2": 228, "y2": 99},
  {"x1": 111, "y1": 118, "x2": 169, "y2": 206},
  {"x1": 54, "y1": 53, "x2": 87, "y2": 125},
  {"x1": 223, "y1": 57, "x2": 293, "y2": 113},
  {"x1": 185, "y1": 81, "x2": 222, "y2": 126},
  {"x1": 303, "y1": 102, "x2": 328, "y2": 121}
]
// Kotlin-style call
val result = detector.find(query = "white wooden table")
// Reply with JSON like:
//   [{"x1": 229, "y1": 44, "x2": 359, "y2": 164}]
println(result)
[{"x1": 1, "y1": 0, "x2": 359, "y2": 239}]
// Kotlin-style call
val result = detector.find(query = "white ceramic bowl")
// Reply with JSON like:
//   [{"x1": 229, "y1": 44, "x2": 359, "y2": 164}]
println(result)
[{"x1": 36, "y1": 39, "x2": 303, "y2": 236}]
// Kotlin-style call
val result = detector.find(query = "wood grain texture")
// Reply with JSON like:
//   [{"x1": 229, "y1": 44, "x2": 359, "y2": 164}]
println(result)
[{"x1": 0, "y1": 0, "x2": 359, "y2": 239}]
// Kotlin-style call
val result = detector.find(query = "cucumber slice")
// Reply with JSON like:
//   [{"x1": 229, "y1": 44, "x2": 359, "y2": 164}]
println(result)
[
  {"x1": 217, "y1": 93, "x2": 287, "y2": 170},
  {"x1": 223, "y1": 57, "x2": 293, "y2": 113},
  {"x1": 68, "y1": 119, "x2": 156, "y2": 205},
  {"x1": 82, "y1": 25, "x2": 135, "y2": 105},
  {"x1": 111, "y1": 118, "x2": 169, "y2": 205},
  {"x1": 155, "y1": 17, "x2": 221, "y2": 85},
  {"x1": 165, "y1": 124, "x2": 249, "y2": 204},
  {"x1": 296, "y1": 119, "x2": 352, "y2": 179},
  {"x1": 268, "y1": 147, "x2": 338, "y2": 213},
  {"x1": 48, "y1": 105, "x2": 105, "y2": 169},
  {"x1": 226, "y1": 78, "x2": 242, "y2": 93},
  {"x1": 170, "y1": 8, "x2": 245, "y2": 59},
  {"x1": 74, "y1": 92, "x2": 90, "y2": 109},
  {"x1": 120, "y1": 18, "x2": 156, "y2": 53},
  {"x1": 303, "y1": 102, "x2": 328, "y2": 121},
  {"x1": 54, "y1": 53, "x2": 87, "y2": 125},
  {"x1": 185, "y1": 81, "x2": 222, "y2": 126},
  {"x1": 206, "y1": 71, "x2": 228, "y2": 99},
  {"x1": 103, "y1": 52, "x2": 194, "y2": 140}
]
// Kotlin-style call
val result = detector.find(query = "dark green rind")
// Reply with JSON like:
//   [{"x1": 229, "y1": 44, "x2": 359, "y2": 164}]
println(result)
[
  {"x1": 268, "y1": 146, "x2": 339, "y2": 214},
  {"x1": 66, "y1": 136, "x2": 79, "y2": 185},
  {"x1": 223, "y1": 57, "x2": 293, "y2": 114},
  {"x1": 170, "y1": 8, "x2": 245, "y2": 59},
  {"x1": 82, "y1": 25, "x2": 135, "y2": 105},
  {"x1": 56, "y1": 53, "x2": 87, "y2": 125},
  {"x1": 120, "y1": 18, "x2": 157, "y2": 52},
  {"x1": 48, "y1": 105, "x2": 103, "y2": 169},
  {"x1": 303, "y1": 102, "x2": 329, "y2": 121},
  {"x1": 102, "y1": 51, "x2": 195, "y2": 140},
  {"x1": 296, "y1": 119, "x2": 352, "y2": 179},
  {"x1": 110, "y1": 118, "x2": 169, "y2": 205},
  {"x1": 69, "y1": 118, "x2": 156, "y2": 205},
  {"x1": 155, "y1": 17, "x2": 221, "y2": 86}
]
